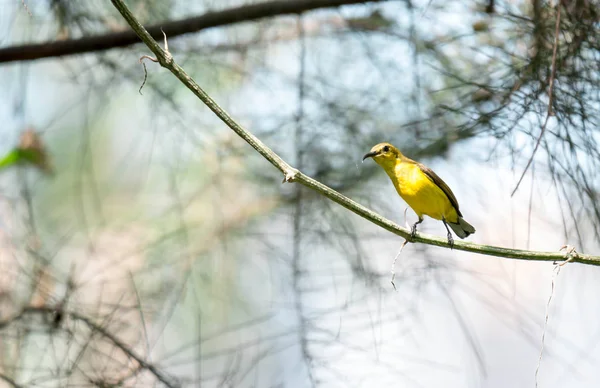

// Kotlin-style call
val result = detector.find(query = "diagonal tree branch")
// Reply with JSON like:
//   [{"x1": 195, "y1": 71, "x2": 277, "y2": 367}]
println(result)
[
  {"x1": 110, "y1": 0, "x2": 600, "y2": 267},
  {"x1": 0, "y1": 0, "x2": 388, "y2": 64}
]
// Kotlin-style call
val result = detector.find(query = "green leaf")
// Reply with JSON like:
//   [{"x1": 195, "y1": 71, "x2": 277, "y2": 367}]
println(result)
[{"x1": 0, "y1": 149, "x2": 22, "y2": 171}]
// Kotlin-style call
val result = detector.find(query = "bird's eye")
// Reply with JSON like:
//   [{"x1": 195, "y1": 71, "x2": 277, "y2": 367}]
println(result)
[{"x1": 383, "y1": 146, "x2": 390, "y2": 152}]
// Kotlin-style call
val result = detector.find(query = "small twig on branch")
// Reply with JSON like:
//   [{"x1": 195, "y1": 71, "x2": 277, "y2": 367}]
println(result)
[
  {"x1": 109, "y1": 0, "x2": 600, "y2": 266},
  {"x1": 138, "y1": 30, "x2": 169, "y2": 95},
  {"x1": 535, "y1": 245, "x2": 577, "y2": 387},
  {"x1": 511, "y1": 4, "x2": 561, "y2": 197},
  {"x1": 391, "y1": 208, "x2": 410, "y2": 290},
  {"x1": 390, "y1": 239, "x2": 409, "y2": 291},
  {"x1": 138, "y1": 61, "x2": 150, "y2": 95},
  {"x1": 20, "y1": 0, "x2": 32, "y2": 17}
]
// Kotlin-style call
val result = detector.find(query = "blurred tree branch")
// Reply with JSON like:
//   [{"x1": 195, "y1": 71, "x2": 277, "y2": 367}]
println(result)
[
  {"x1": 510, "y1": 3, "x2": 561, "y2": 196},
  {"x1": 0, "y1": 306, "x2": 180, "y2": 388},
  {"x1": 0, "y1": 373, "x2": 22, "y2": 388},
  {"x1": 0, "y1": 0, "x2": 389, "y2": 64},
  {"x1": 110, "y1": 0, "x2": 600, "y2": 266}
]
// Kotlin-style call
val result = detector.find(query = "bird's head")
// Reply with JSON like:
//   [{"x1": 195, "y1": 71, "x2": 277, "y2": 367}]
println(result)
[{"x1": 362, "y1": 142, "x2": 402, "y2": 169}]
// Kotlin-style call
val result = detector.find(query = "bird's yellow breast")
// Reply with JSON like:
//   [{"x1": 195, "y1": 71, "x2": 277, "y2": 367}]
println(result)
[{"x1": 387, "y1": 161, "x2": 458, "y2": 222}]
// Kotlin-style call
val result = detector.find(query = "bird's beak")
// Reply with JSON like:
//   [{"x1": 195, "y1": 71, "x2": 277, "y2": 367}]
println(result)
[{"x1": 362, "y1": 151, "x2": 378, "y2": 161}]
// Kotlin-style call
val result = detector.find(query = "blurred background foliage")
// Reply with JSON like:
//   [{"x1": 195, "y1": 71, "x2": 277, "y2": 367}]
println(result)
[{"x1": 0, "y1": 0, "x2": 599, "y2": 387}]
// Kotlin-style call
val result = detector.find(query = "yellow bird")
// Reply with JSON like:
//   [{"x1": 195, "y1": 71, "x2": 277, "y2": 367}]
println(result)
[{"x1": 363, "y1": 142, "x2": 475, "y2": 246}]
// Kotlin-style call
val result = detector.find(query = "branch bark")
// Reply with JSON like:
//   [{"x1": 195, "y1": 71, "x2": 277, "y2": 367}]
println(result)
[
  {"x1": 110, "y1": 0, "x2": 600, "y2": 267},
  {"x1": 0, "y1": 0, "x2": 387, "y2": 64}
]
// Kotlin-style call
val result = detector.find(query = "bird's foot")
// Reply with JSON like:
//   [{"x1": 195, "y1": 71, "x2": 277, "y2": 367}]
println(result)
[
  {"x1": 410, "y1": 218, "x2": 423, "y2": 242},
  {"x1": 446, "y1": 232, "x2": 454, "y2": 250},
  {"x1": 410, "y1": 224, "x2": 418, "y2": 241}
]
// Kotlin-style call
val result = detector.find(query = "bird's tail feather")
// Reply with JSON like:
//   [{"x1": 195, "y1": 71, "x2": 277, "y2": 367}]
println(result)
[{"x1": 448, "y1": 217, "x2": 476, "y2": 239}]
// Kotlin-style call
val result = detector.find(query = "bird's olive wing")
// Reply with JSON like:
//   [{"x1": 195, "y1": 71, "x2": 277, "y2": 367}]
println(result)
[{"x1": 417, "y1": 163, "x2": 463, "y2": 217}]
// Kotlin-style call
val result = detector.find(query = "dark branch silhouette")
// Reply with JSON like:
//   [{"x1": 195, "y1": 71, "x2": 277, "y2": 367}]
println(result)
[{"x1": 0, "y1": 0, "x2": 387, "y2": 64}]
